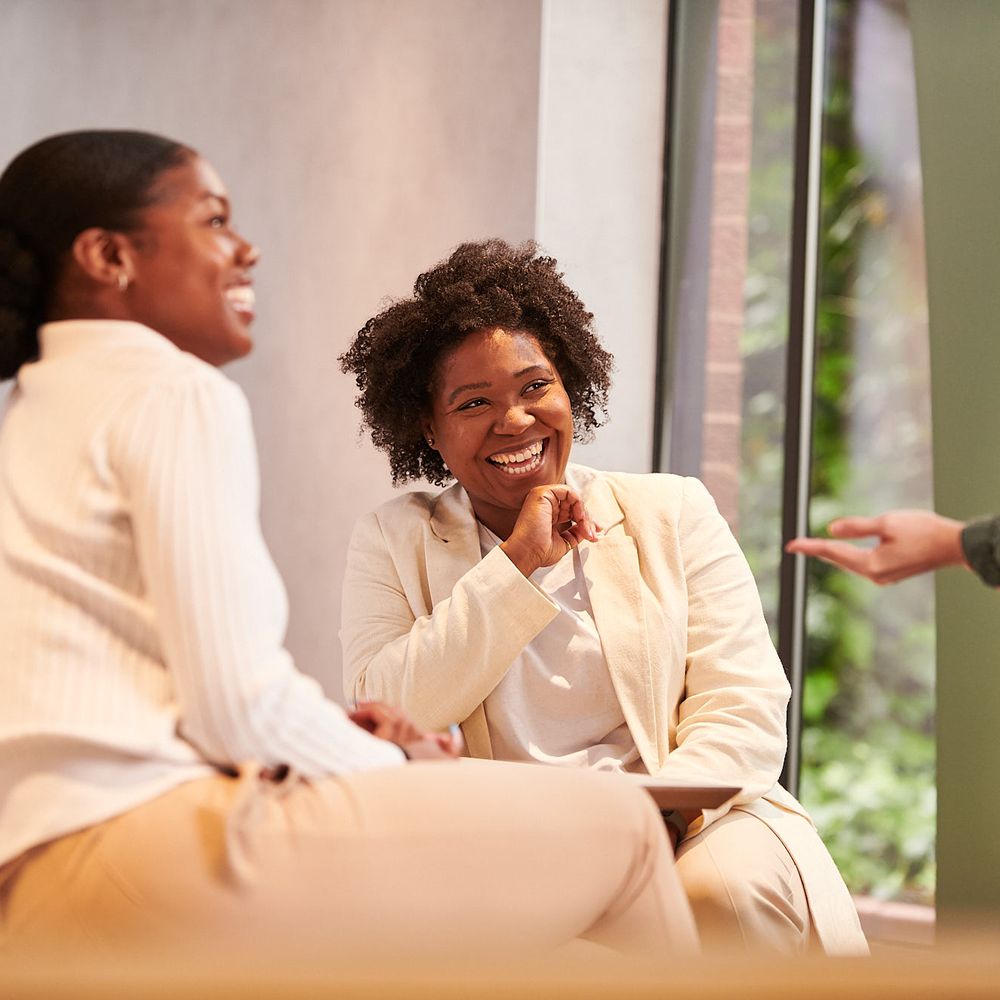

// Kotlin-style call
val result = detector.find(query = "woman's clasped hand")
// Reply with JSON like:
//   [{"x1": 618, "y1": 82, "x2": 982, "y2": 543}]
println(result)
[
  {"x1": 499, "y1": 484, "x2": 601, "y2": 578},
  {"x1": 348, "y1": 701, "x2": 463, "y2": 759}
]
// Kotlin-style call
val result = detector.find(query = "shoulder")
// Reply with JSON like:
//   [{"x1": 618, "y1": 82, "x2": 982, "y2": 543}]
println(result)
[
  {"x1": 367, "y1": 486, "x2": 446, "y2": 524},
  {"x1": 157, "y1": 350, "x2": 247, "y2": 405},
  {"x1": 571, "y1": 464, "x2": 718, "y2": 525},
  {"x1": 92, "y1": 329, "x2": 247, "y2": 415},
  {"x1": 107, "y1": 356, "x2": 253, "y2": 474},
  {"x1": 349, "y1": 483, "x2": 452, "y2": 550},
  {"x1": 142, "y1": 349, "x2": 252, "y2": 430},
  {"x1": 38, "y1": 321, "x2": 248, "y2": 419}
]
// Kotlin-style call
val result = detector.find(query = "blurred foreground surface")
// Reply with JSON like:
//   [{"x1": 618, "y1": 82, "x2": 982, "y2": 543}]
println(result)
[{"x1": 3, "y1": 929, "x2": 1000, "y2": 1000}]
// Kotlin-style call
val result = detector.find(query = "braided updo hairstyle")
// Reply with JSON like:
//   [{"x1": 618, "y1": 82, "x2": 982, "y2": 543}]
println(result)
[
  {"x1": 340, "y1": 239, "x2": 614, "y2": 487},
  {"x1": 0, "y1": 130, "x2": 191, "y2": 380}
]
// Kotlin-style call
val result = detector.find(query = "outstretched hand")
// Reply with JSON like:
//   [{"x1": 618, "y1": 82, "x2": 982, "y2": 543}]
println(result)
[
  {"x1": 349, "y1": 701, "x2": 463, "y2": 761},
  {"x1": 499, "y1": 484, "x2": 600, "y2": 577},
  {"x1": 785, "y1": 509, "x2": 967, "y2": 585}
]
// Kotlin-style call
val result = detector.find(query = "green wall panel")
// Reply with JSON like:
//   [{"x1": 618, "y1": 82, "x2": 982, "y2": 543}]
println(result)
[{"x1": 910, "y1": 0, "x2": 1000, "y2": 923}]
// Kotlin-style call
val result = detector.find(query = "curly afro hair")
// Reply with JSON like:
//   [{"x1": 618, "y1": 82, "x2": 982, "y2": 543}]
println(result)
[{"x1": 340, "y1": 239, "x2": 614, "y2": 486}]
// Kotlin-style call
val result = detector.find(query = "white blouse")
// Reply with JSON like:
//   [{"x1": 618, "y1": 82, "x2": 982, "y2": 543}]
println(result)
[
  {"x1": 478, "y1": 524, "x2": 641, "y2": 771},
  {"x1": 0, "y1": 320, "x2": 402, "y2": 868}
]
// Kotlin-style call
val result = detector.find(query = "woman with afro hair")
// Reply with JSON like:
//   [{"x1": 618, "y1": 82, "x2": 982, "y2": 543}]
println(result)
[{"x1": 341, "y1": 239, "x2": 867, "y2": 956}]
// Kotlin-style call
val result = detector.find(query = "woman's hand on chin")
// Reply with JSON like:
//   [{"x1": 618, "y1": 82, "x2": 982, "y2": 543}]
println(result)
[{"x1": 499, "y1": 484, "x2": 600, "y2": 577}]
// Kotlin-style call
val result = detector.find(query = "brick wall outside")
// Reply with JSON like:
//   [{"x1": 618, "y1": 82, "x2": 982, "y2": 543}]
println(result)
[{"x1": 700, "y1": 0, "x2": 755, "y2": 532}]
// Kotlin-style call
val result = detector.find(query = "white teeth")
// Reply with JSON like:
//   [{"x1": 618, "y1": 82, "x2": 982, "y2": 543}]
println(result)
[
  {"x1": 490, "y1": 441, "x2": 543, "y2": 466},
  {"x1": 488, "y1": 440, "x2": 545, "y2": 475},
  {"x1": 225, "y1": 286, "x2": 255, "y2": 312}
]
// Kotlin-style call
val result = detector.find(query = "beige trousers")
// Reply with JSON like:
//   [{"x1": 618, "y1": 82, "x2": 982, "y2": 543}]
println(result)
[
  {"x1": 0, "y1": 760, "x2": 697, "y2": 961},
  {"x1": 676, "y1": 808, "x2": 810, "y2": 953}
]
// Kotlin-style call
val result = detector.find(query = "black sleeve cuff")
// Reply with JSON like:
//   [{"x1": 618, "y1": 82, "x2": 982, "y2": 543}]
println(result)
[
  {"x1": 661, "y1": 809, "x2": 689, "y2": 841},
  {"x1": 961, "y1": 516, "x2": 1000, "y2": 587}
]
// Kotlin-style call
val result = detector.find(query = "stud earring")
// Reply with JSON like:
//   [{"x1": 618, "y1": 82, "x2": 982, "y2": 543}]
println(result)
[
  {"x1": 426, "y1": 435, "x2": 436, "y2": 448},
  {"x1": 117, "y1": 272, "x2": 129, "y2": 293}
]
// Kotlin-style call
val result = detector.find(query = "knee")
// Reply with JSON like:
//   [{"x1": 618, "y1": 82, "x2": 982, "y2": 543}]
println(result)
[
  {"x1": 675, "y1": 840, "x2": 744, "y2": 921},
  {"x1": 675, "y1": 819, "x2": 809, "y2": 951}
]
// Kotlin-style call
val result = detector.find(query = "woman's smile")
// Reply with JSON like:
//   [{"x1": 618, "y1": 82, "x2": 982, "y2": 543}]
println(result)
[
  {"x1": 224, "y1": 280, "x2": 256, "y2": 322},
  {"x1": 485, "y1": 438, "x2": 547, "y2": 476}
]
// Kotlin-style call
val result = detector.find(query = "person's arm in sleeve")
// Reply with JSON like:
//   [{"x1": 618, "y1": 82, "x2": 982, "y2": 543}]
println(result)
[
  {"x1": 114, "y1": 371, "x2": 403, "y2": 776},
  {"x1": 654, "y1": 478, "x2": 790, "y2": 816},
  {"x1": 341, "y1": 510, "x2": 559, "y2": 731}
]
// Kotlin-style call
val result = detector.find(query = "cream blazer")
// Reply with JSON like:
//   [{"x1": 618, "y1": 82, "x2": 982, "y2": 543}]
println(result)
[{"x1": 341, "y1": 464, "x2": 867, "y2": 954}]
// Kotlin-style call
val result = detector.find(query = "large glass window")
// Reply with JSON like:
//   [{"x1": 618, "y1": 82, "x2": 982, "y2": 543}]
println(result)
[
  {"x1": 800, "y1": 0, "x2": 934, "y2": 907},
  {"x1": 739, "y1": 0, "x2": 799, "y2": 635},
  {"x1": 658, "y1": 0, "x2": 934, "y2": 918}
]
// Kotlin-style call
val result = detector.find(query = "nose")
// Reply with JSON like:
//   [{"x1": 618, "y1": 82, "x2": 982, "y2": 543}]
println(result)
[
  {"x1": 236, "y1": 234, "x2": 261, "y2": 269},
  {"x1": 494, "y1": 404, "x2": 534, "y2": 435}
]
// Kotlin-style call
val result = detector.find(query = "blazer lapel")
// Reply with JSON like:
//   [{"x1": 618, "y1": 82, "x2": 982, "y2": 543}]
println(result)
[
  {"x1": 424, "y1": 468, "x2": 661, "y2": 767},
  {"x1": 427, "y1": 482, "x2": 496, "y2": 759},
  {"x1": 568, "y1": 466, "x2": 661, "y2": 773},
  {"x1": 427, "y1": 481, "x2": 482, "y2": 605}
]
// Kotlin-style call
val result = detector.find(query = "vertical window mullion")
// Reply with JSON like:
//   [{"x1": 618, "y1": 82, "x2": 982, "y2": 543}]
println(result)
[{"x1": 777, "y1": 0, "x2": 827, "y2": 795}]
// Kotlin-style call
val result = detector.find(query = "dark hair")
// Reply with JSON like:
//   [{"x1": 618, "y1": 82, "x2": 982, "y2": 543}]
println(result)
[
  {"x1": 0, "y1": 129, "x2": 191, "y2": 379},
  {"x1": 340, "y1": 238, "x2": 614, "y2": 486}
]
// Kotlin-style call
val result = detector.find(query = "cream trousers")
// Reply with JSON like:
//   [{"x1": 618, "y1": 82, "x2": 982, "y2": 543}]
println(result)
[
  {"x1": 0, "y1": 760, "x2": 698, "y2": 961},
  {"x1": 676, "y1": 808, "x2": 811, "y2": 952}
]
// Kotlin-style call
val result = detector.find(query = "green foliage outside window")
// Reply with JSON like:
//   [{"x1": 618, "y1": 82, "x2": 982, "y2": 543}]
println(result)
[
  {"x1": 799, "y1": 2, "x2": 935, "y2": 905},
  {"x1": 741, "y1": 0, "x2": 935, "y2": 905}
]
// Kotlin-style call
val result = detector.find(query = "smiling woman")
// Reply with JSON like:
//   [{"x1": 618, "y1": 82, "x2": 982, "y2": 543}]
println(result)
[
  {"x1": 0, "y1": 132, "x2": 699, "y2": 962},
  {"x1": 340, "y1": 238, "x2": 869, "y2": 956}
]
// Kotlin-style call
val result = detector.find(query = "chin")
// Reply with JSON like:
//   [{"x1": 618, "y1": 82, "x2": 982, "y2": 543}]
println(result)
[
  {"x1": 231, "y1": 334, "x2": 254, "y2": 359},
  {"x1": 219, "y1": 344, "x2": 253, "y2": 366},
  {"x1": 219, "y1": 321, "x2": 255, "y2": 359},
  {"x1": 200, "y1": 336, "x2": 253, "y2": 367}
]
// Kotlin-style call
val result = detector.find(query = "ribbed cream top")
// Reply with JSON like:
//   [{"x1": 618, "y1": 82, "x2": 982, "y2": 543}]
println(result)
[{"x1": 0, "y1": 320, "x2": 402, "y2": 867}]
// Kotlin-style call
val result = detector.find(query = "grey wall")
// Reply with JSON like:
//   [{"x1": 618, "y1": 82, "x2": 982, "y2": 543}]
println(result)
[
  {"x1": 1, "y1": 0, "x2": 667, "y2": 699},
  {"x1": 536, "y1": 0, "x2": 668, "y2": 473}
]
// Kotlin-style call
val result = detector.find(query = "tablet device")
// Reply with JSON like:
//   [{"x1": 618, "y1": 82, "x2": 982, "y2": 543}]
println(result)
[{"x1": 618, "y1": 774, "x2": 741, "y2": 811}]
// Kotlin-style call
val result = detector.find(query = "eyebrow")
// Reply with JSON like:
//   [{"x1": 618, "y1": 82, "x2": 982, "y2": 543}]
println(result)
[
  {"x1": 447, "y1": 381, "x2": 490, "y2": 405},
  {"x1": 198, "y1": 191, "x2": 230, "y2": 208},
  {"x1": 445, "y1": 365, "x2": 552, "y2": 406}
]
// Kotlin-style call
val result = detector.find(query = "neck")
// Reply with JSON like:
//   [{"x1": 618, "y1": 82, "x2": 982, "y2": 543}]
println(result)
[
  {"x1": 46, "y1": 282, "x2": 135, "y2": 325},
  {"x1": 471, "y1": 502, "x2": 519, "y2": 541}
]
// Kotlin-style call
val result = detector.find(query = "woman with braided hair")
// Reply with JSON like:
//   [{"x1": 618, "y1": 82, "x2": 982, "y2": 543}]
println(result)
[{"x1": 0, "y1": 130, "x2": 697, "y2": 961}]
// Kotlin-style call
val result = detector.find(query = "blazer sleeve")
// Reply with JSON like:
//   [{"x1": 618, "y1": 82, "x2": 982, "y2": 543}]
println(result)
[
  {"x1": 341, "y1": 510, "x2": 560, "y2": 731},
  {"x1": 114, "y1": 372, "x2": 404, "y2": 776},
  {"x1": 653, "y1": 477, "x2": 790, "y2": 807}
]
